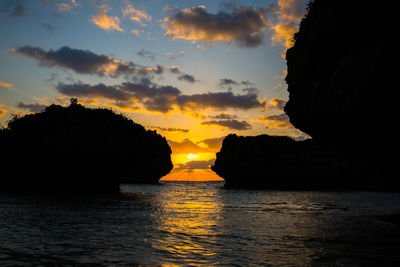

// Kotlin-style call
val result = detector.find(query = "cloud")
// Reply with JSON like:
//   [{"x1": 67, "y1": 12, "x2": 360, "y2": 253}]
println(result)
[
  {"x1": 163, "y1": 5, "x2": 178, "y2": 13},
  {"x1": 218, "y1": 78, "x2": 255, "y2": 89},
  {"x1": 276, "y1": 0, "x2": 307, "y2": 21},
  {"x1": 0, "y1": 105, "x2": 7, "y2": 117},
  {"x1": 58, "y1": 3, "x2": 72, "y2": 12},
  {"x1": 8, "y1": 46, "x2": 112, "y2": 75},
  {"x1": 256, "y1": 113, "x2": 293, "y2": 129},
  {"x1": 177, "y1": 74, "x2": 196, "y2": 83},
  {"x1": 8, "y1": 46, "x2": 166, "y2": 79},
  {"x1": 56, "y1": 81, "x2": 180, "y2": 113},
  {"x1": 42, "y1": 23, "x2": 55, "y2": 31},
  {"x1": 162, "y1": 5, "x2": 269, "y2": 48},
  {"x1": 175, "y1": 159, "x2": 215, "y2": 172},
  {"x1": 208, "y1": 113, "x2": 237, "y2": 120},
  {"x1": 1, "y1": 0, "x2": 29, "y2": 17},
  {"x1": 56, "y1": 82, "x2": 132, "y2": 102},
  {"x1": 177, "y1": 91, "x2": 265, "y2": 111},
  {"x1": 90, "y1": 4, "x2": 123, "y2": 32},
  {"x1": 201, "y1": 119, "x2": 252, "y2": 130},
  {"x1": 198, "y1": 136, "x2": 225, "y2": 151},
  {"x1": 168, "y1": 65, "x2": 198, "y2": 83},
  {"x1": 0, "y1": 80, "x2": 14, "y2": 89},
  {"x1": 165, "y1": 50, "x2": 184, "y2": 60},
  {"x1": 168, "y1": 139, "x2": 211, "y2": 154},
  {"x1": 56, "y1": 80, "x2": 266, "y2": 113},
  {"x1": 271, "y1": 21, "x2": 298, "y2": 48},
  {"x1": 17, "y1": 102, "x2": 47, "y2": 113},
  {"x1": 136, "y1": 49, "x2": 155, "y2": 61},
  {"x1": 148, "y1": 126, "x2": 189, "y2": 133},
  {"x1": 270, "y1": 0, "x2": 307, "y2": 50},
  {"x1": 130, "y1": 29, "x2": 143, "y2": 36},
  {"x1": 269, "y1": 98, "x2": 286, "y2": 110},
  {"x1": 218, "y1": 78, "x2": 239, "y2": 87},
  {"x1": 122, "y1": 2, "x2": 151, "y2": 27}
]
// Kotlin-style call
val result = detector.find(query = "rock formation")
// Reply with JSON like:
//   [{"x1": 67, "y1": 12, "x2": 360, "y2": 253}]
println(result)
[
  {"x1": 0, "y1": 100, "x2": 173, "y2": 193},
  {"x1": 212, "y1": 0, "x2": 399, "y2": 190}
]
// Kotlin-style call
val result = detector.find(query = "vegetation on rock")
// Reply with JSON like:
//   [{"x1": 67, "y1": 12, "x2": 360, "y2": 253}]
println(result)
[{"x1": 0, "y1": 99, "x2": 173, "y2": 193}]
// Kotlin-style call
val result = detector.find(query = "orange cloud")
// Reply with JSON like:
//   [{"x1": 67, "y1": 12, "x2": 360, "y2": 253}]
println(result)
[
  {"x1": 269, "y1": 98, "x2": 286, "y2": 110},
  {"x1": 271, "y1": 21, "x2": 298, "y2": 48},
  {"x1": 130, "y1": 29, "x2": 143, "y2": 36},
  {"x1": 122, "y1": 2, "x2": 151, "y2": 27},
  {"x1": 276, "y1": 0, "x2": 306, "y2": 21},
  {"x1": 0, "y1": 105, "x2": 7, "y2": 117},
  {"x1": 0, "y1": 80, "x2": 14, "y2": 89},
  {"x1": 255, "y1": 113, "x2": 293, "y2": 129},
  {"x1": 90, "y1": 5, "x2": 124, "y2": 32},
  {"x1": 269, "y1": 0, "x2": 307, "y2": 53}
]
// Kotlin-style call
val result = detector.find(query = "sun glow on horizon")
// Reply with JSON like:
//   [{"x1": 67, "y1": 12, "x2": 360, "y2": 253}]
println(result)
[{"x1": 186, "y1": 153, "x2": 199, "y2": 160}]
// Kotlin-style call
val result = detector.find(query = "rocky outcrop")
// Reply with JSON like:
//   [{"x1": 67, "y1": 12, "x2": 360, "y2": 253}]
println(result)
[
  {"x1": 212, "y1": 0, "x2": 399, "y2": 190},
  {"x1": 0, "y1": 100, "x2": 173, "y2": 193},
  {"x1": 212, "y1": 134, "x2": 372, "y2": 189},
  {"x1": 285, "y1": 0, "x2": 399, "y2": 179}
]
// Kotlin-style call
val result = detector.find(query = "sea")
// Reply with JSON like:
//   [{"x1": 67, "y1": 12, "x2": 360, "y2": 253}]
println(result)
[{"x1": 1, "y1": 181, "x2": 400, "y2": 266}]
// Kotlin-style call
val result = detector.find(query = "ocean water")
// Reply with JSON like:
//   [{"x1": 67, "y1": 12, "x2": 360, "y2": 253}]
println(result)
[{"x1": 1, "y1": 181, "x2": 400, "y2": 266}]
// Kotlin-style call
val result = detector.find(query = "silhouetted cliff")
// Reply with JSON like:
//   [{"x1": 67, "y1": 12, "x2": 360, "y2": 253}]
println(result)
[
  {"x1": 212, "y1": 134, "x2": 371, "y2": 189},
  {"x1": 212, "y1": 0, "x2": 399, "y2": 190},
  {"x1": 0, "y1": 100, "x2": 173, "y2": 193},
  {"x1": 285, "y1": 0, "x2": 399, "y2": 183}
]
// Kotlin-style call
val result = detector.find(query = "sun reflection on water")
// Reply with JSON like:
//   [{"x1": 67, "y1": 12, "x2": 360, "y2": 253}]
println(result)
[{"x1": 149, "y1": 183, "x2": 222, "y2": 262}]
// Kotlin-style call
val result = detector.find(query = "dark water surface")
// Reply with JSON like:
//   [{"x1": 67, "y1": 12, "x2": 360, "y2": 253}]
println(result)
[{"x1": 1, "y1": 181, "x2": 400, "y2": 266}]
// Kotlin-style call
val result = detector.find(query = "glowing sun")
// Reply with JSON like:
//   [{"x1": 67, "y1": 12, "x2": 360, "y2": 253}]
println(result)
[{"x1": 186, "y1": 153, "x2": 199, "y2": 160}]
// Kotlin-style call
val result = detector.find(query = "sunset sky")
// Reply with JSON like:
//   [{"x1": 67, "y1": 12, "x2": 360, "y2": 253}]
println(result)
[{"x1": 0, "y1": 0, "x2": 309, "y2": 181}]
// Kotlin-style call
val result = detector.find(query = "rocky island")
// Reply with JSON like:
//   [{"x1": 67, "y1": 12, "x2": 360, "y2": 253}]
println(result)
[
  {"x1": 212, "y1": 0, "x2": 399, "y2": 190},
  {"x1": 0, "y1": 99, "x2": 173, "y2": 193}
]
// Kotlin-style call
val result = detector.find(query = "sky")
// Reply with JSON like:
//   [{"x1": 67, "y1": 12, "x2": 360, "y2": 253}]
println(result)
[{"x1": 0, "y1": 0, "x2": 309, "y2": 181}]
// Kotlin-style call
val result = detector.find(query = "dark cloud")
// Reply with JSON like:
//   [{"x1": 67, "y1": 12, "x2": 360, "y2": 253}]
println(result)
[
  {"x1": 242, "y1": 87, "x2": 259, "y2": 95},
  {"x1": 121, "y1": 82, "x2": 180, "y2": 112},
  {"x1": 56, "y1": 81, "x2": 265, "y2": 113},
  {"x1": 199, "y1": 136, "x2": 225, "y2": 150},
  {"x1": 42, "y1": 23, "x2": 55, "y2": 31},
  {"x1": 177, "y1": 91, "x2": 265, "y2": 111},
  {"x1": 218, "y1": 78, "x2": 239, "y2": 87},
  {"x1": 17, "y1": 102, "x2": 47, "y2": 113},
  {"x1": 257, "y1": 113, "x2": 292, "y2": 129},
  {"x1": 175, "y1": 159, "x2": 215, "y2": 172},
  {"x1": 269, "y1": 97, "x2": 286, "y2": 110},
  {"x1": 177, "y1": 74, "x2": 196, "y2": 83},
  {"x1": 148, "y1": 126, "x2": 190, "y2": 133},
  {"x1": 218, "y1": 78, "x2": 256, "y2": 89},
  {"x1": 241, "y1": 80, "x2": 255, "y2": 86},
  {"x1": 57, "y1": 81, "x2": 180, "y2": 113},
  {"x1": 168, "y1": 139, "x2": 212, "y2": 154},
  {"x1": 1, "y1": 0, "x2": 29, "y2": 17},
  {"x1": 169, "y1": 65, "x2": 198, "y2": 83},
  {"x1": 209, "y1": 113, "x2": 237, "y2": 120},
  {"x1": 9, "y1": 46, "x2": 113, "y2": 75},
  {"x1": 163, "y1": 5, "x2": 269, "y2": 48},
  {"x1": 201, "y1": 119, "x2": 252, "y2": 130},
  {"x1": 7, "y1": 46, "x2": 167, "y2": 79},
  {"x1": 136, "y1": 49, "x2": 156, "y2": 61},
  {"x1": 56, "y1": 82, "x2": 131, "y2": 102}
]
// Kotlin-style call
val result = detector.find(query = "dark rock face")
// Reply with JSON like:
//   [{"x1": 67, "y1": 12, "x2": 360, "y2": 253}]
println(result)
[
  {"x1": 285, "y1": 0, "x2": 400, "y2": 177},
  {"x1": 212, "y1": 134, "x2": 371, "y2": 189},
  {"x1": 212, "y1": 0, "x2": 399, "y2": 190},
  {"x1": 0, "y1": 101, "x2": 173, "y2": 193}
]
